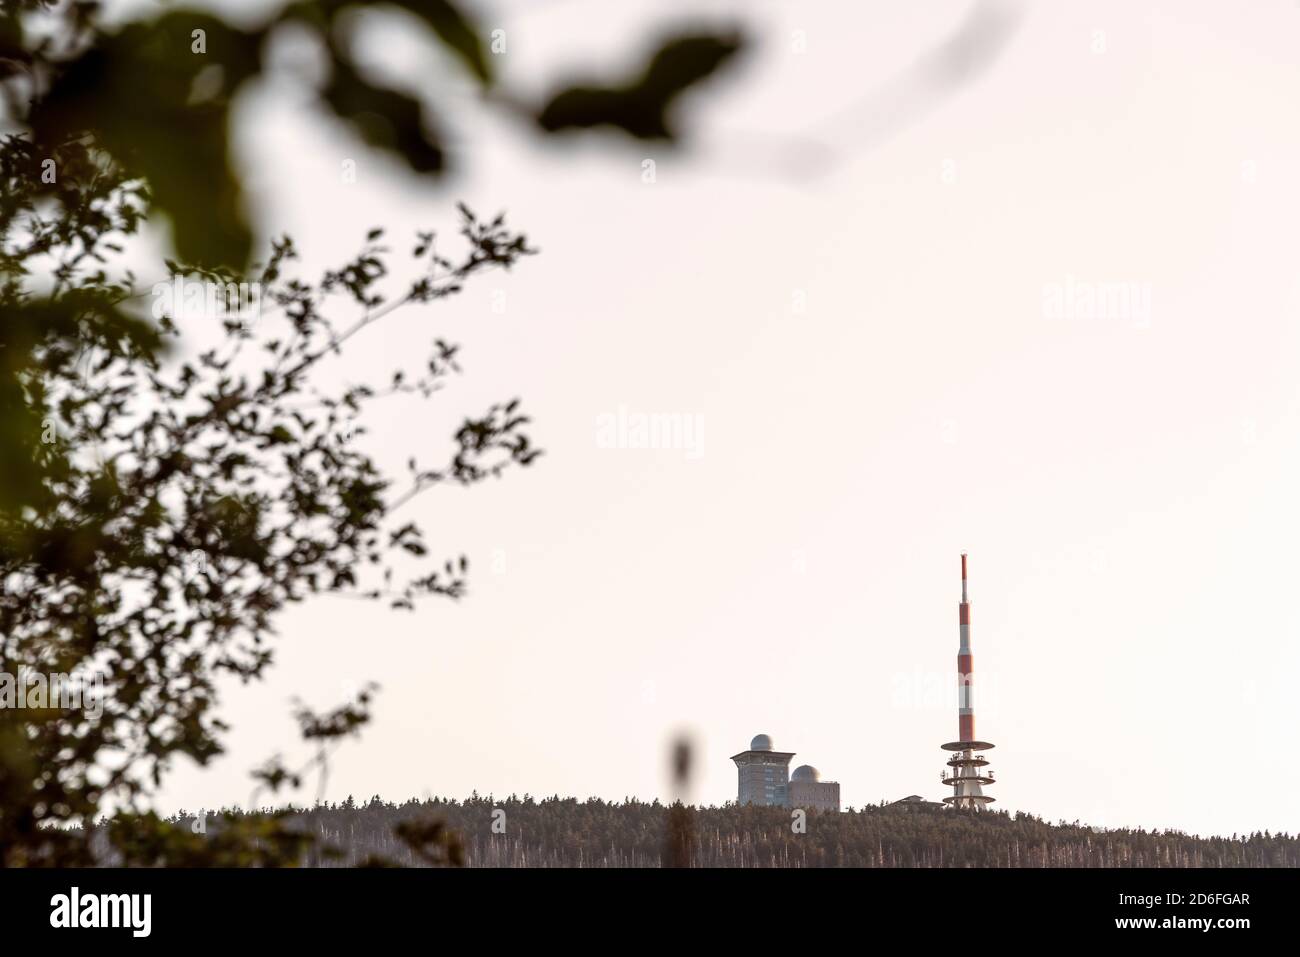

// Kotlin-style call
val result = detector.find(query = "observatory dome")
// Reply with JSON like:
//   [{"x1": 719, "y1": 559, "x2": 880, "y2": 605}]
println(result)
[
  {"x1": 792, "y1": 765, "x2": 820, "y2": 783},
  {"x1": 749, "y1": 734, "x2": 773, "y2": 751}
]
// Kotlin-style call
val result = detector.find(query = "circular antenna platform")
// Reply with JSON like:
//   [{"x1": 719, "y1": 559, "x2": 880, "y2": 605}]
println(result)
[
  {"x1": 941, "y1": 740, "x2": 995, "y2": 752},
  {"x1": 941, "y1": 773, "x2": 996, "y2": 786}
]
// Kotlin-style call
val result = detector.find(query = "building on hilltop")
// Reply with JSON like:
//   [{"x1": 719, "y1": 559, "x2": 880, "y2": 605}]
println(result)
[
  {"x1": 889, "y1": 794, "x2": 944, "y2": 810},
  {"x1": 730, "y1": 734, "x2": 794, "y2": 807},
  {"x1": 730, "y1": 734, "x2": 839, "y2": 811},
  {"x1": 788, "y1": 764, "x2": 840, "y2": 812}
]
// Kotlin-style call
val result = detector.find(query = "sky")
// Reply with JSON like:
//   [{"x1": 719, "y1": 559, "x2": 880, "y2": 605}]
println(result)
[{"x1": 109, "y1": 0, "x2": 1300, "y2": 837}]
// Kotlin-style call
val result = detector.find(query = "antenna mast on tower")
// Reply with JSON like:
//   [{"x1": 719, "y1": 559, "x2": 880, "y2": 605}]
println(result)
[{"x1": 941, "y1": 553, "x2": 996, "y2": 808}]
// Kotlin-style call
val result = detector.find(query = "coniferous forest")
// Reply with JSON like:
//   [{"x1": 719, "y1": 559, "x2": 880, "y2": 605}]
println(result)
[{"x1": 121, "y1": 796, "x2": 1300, "y2": 868}]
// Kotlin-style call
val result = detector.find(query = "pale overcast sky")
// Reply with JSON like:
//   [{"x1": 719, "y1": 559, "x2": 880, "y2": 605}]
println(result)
[{"x1": 113, "y1": 0, "x2": 1300, "y2": 837}]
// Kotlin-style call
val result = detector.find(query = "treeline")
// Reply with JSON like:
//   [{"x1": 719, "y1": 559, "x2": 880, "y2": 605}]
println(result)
[{"x1": 136, "y1": 795, "x2": 1299, "y2": 867}]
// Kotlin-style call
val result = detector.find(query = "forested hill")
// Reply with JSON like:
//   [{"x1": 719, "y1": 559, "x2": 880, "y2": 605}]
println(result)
[{"x1": 161, "y1": 795, "x2": 1299, "y2": 867}]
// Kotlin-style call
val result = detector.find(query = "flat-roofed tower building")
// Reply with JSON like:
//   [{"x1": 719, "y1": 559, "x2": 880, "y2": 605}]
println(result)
[{"x1": 730, "y1": 734, "x2": 795, "y2": 806}]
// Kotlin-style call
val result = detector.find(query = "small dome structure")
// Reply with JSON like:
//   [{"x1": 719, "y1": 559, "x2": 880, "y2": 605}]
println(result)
[
  {"x1": 749, "y1": 733, "x2": 773, "y2": 751},
  {"x1": 792, "y1": 765, "x2": 820, "y2": 783}
]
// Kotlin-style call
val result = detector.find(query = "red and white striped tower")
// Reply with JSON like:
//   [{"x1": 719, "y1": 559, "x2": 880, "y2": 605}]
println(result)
[{"x1": 941, "y1": 553, "x2": 996, "y2": 808}]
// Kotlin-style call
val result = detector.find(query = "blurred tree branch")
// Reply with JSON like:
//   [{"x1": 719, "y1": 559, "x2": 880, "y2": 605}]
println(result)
[{"x1": 0, "y1": 0, "x2": 745, "y2": 866}]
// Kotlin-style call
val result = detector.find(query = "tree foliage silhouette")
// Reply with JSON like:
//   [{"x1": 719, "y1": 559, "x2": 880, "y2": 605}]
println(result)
[
  {"x1": 0, "y1": 1, "x2": 743, "y2": 866},
  {"x1": 12, "y1": 0, "x2": 745, "y2": 271}
]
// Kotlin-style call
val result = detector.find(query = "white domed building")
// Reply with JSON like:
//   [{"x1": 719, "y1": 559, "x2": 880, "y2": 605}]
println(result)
[
  {"x1": 729, "y1": 735, "x2": 840, "y2": 811},
  {"x1": 788, "y1": 764, "x2": 840, "y2": 812}
]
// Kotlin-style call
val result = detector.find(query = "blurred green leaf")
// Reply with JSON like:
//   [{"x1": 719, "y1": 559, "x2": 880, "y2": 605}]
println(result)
[
  {"x1": 29, "y1": 12, "x2": 263, "y2": 269},
  {"x1": 389, "y1": 0, "x2": 491, "y2": 86},
  {"x1": 537, "y1": 32, "x2": 744, "y2": 140},
  {"x1": 322, "y1": 49, "x2": 445, "y2": 174}
]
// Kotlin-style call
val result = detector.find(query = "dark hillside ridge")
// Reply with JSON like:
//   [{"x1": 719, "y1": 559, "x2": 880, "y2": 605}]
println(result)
[{"x1": 129, "y1": 795, "x2": 1299, "y2": 867}]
